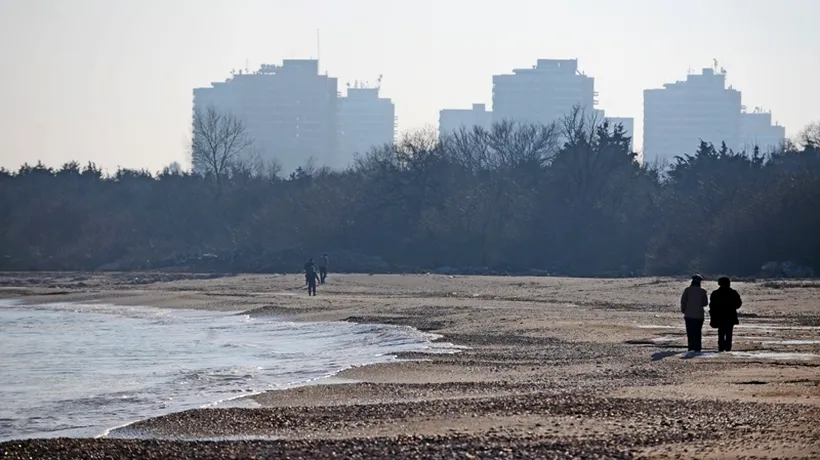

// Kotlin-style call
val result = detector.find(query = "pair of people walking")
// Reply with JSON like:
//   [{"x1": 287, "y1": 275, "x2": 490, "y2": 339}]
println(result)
[
  {"x1": 303, "y1": 253, "x2": 329, "y2": 296},
  {"x1": 680, "y1": 275, "x2": 743, "y2": 352}
]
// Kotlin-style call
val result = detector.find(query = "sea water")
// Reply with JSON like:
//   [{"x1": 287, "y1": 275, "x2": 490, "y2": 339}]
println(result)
[{"x1": 0, "y1": 300, "x2": 458, "y2": 442}]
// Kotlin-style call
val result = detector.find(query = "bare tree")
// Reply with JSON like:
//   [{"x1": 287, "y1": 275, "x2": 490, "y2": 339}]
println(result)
[
  {"x1": 395, "y1": 126, "x2": 440, "y2": 168},
  {"x1": 262, "y1": 157, "x2": 284, "y2": 181},
  {"x1": 796, "y1": 121, "x2": 820, "y2": 148},
  {"x1": 489, "y1": 120, "x2": 559, "y2": 169},
  {"x1": 440, "y1": 120, "x2": 558, "y2": 172},
  {"x1": 231, "y1": 148, "x2": 282, "y2": 180},
  {"x1": 160, "y1": 161, "x2": 184, "y2": 176},
  {"x1": 559, "y1": 105, "x2": 602, "y2": 148},
  {"x1": 191, "y1": 106, "x2": 253, "y2": 191}
]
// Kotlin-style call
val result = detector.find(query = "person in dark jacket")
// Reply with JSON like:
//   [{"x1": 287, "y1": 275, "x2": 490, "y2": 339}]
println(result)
[
  {"x1": 304, "y1": 258, "x2": 319, "y2": 296},
  {"x1": 319, "y1": 253, "x2": 329, "y2": 284},
  {"x1": 681, "y1": 274, "x2": 709, "y2": 352},
  {"x1": 709, "y1": 277, "x2": 742, "y2": 352}
]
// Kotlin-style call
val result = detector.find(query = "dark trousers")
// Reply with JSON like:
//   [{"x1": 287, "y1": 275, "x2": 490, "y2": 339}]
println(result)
[
  {"x1": 718, "y1": 325, "x2": 734, "y2": 352},
  {"x1": 319, "y1": 266, "x2": 327, "y2": 284},
  {"x1": 685, "y1": 317, "x2": 704, "y2": 352}
]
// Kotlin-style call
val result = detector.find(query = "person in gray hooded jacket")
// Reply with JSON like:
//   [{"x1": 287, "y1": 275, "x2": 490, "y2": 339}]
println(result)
[{"x1": 680, "y1": 274, "x2": 709, "y2": 352}]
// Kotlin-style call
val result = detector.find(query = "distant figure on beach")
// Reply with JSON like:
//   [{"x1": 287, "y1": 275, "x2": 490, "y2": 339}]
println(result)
[
  {"x1": 304, "y1": 258, "x2": 319, "y2": 296},
  {"x1": 319, "y1": 253, "x2": 329, "y2": 284},
  {"x1": 680, "y1": 274, "x2": 709, "y2": 352},
  {"x1": 709, "y1": 277, "x2": 743, "y2": 352}
]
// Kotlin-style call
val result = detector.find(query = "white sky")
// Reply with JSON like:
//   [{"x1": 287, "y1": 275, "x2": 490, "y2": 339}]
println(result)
[{"x1": 0, "y1": 0, "x2": 818, "y2": 173}]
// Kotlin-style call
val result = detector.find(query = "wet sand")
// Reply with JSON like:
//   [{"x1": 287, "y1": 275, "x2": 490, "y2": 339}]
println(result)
[{"x1": 1, "y1": 272, "x2": 819, "y2": 459}]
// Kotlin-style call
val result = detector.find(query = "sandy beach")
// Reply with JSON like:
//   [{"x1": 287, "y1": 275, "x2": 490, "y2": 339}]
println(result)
[{"x1": 1, "y1": 272, "x2": 819, "y2": 459}]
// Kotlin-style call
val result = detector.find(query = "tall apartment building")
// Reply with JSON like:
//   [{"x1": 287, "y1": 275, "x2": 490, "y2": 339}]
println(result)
[
  {"x1": 192, "y1": 59, "x2": 338, "y2": 175},
  {"x1": 438, "y1": 103, "x2": 492, "y2": 137},
  {"x1": 740, "y1": 109, "x2": 786, "y2": 153},
  {"x1": 338, "y1": 86, "x2": 396, "y2": 168},
  {"x1": 643, "y1": 68, "x2": 741, "y2": 164},
  {"x1": 492, "y1": 59, "x2": 595, "y2": 126}
]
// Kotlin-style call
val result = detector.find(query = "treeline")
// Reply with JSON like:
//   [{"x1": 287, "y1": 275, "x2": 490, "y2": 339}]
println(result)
[{"x1": 1, "y1": 111, "x2": 819, "y2": 277}]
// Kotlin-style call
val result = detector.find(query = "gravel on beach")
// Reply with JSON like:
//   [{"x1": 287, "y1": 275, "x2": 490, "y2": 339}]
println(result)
[
  {"x1": 1, "y1": 435, "x2": 640, "y2": 460},
  {"x1": 4, "y1": 390, "x2": 813, "y2": 459},
  {"x1": 2, "y1": 273, "x2": 819, "y2": 459}
]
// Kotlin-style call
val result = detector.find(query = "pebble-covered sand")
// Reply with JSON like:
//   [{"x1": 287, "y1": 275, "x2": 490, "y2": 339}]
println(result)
[{"x1": 1, "y1": 273, "x2": 819, "y2": 459}]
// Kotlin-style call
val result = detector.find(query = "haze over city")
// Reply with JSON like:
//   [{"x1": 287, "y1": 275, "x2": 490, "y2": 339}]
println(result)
[
  {"x1": 1, "y1": 0, "x2": 818, "y2": 173},
  {"x1": 3, "y1": 2, "x2": 820, "y2": 456}
]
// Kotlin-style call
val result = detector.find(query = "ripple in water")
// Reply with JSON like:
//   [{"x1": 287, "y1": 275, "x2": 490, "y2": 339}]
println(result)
[{"x1": 0, "y1": 300, "x2": 459, "y2": 441}]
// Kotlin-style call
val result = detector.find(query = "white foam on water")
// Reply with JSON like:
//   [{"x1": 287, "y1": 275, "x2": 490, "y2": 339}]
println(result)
[{"x1": 0, "y1": 300, "x2": 461, "y2": 442}]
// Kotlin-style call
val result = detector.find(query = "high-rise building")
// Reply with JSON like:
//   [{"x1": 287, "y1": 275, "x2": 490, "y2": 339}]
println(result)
[
  {"x1": 438, "y1": 103, "x2": 492, "y2": 137},
  {"x1": 492, "y1": 59, "x2": 595, "y2": 126},
  {"x1": 643, "y1": 68, "x2": 742, "y2": 164},
  {"x1": 338, "y1": 86, "x2": 396, "y2": 168},
  {"x1": 193, "y1": 59, "x2": 338, "y2": 175},
  {"x1": 740, "y1": 109, "x2": 786, "y2": 153}
]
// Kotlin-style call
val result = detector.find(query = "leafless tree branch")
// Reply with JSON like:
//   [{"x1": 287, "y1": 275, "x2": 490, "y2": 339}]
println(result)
[{"x1": 191, "y1": 106, "x2": 253, "y2": 191}]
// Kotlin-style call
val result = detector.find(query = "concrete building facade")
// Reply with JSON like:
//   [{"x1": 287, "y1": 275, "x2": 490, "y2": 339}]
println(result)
[
  {"x1": 740, "y1": 109, "x2": 786, "y2": 153},
  {"x1": 193, "y1": 59, "x2": 338, "y2": 175},
  {"x1": 492, "y1": 59, "x2": 595, "y2": 126},
  {"x1": 438, "y1": 103, "x2": 492, "y2": 137},
  {"x1": 338, "y1": 86, "x2": 396, "y2": 167},
  {"x1": 643, "y1": 68, "x2": 742, "y2": 164},
  {"x1": 643, "y1": 67, "x2": 787, "y2": 164}
]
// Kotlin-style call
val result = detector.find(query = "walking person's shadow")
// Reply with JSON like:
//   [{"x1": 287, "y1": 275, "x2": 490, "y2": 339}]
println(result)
[
  {"x1": 651, "y1": 350, "x2": 717, "y2": 361},
  {"x1": 651, "y1": 351, "x2": 681, "y2": 361}
]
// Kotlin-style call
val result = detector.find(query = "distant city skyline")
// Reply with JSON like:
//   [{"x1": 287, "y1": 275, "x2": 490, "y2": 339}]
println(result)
[
  {"x1": 643, "y1": 66, "x2": 785, "y2": 164},
  {"x1": 193, "y1": 59, "x2": 342, "y2": 174},
  {"x1": 1, "y1": 0, "x2": 818, "y2": 172},
  {"x1": 193, "y1": 59, "x2": 396, "y2": 173}
]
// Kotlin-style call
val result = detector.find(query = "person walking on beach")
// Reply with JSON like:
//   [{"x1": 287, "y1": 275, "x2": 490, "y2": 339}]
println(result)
[
  {"x1": 304, "y1": 258, "x2": 319, "y2": 296},
  {"x1": 319, "y1": 253, "x2": 329, "y2": 284},
  {"x1": 681, "y1": 274, "x2": 709, "y2": 352},
  {"x1": 709, "y1": 277, "x2": 743, "y2": 352}
]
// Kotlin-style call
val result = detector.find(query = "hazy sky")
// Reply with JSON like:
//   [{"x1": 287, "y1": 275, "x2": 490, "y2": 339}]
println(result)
[{"x1": 1, "y1": 0, "x2": 818, "y2": 173}]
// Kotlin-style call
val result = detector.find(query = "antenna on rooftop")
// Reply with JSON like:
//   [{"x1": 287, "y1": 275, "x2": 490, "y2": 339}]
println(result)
[{"x1": 317, "y1": 29, "x2": 321, "y2": 66}]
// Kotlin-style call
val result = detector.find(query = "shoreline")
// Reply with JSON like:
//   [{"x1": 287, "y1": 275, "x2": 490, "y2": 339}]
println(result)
[
  {"x1": 1, "y1": 272, "x2": 819, "y2": 459},
  {"x1": 1, "y1": 297, "x2": 462, "y2": 444},
  {"x1": 99, "y1": 376, "x2": 365, "y2": 441}
]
